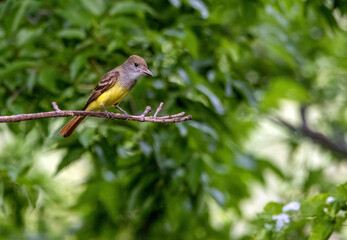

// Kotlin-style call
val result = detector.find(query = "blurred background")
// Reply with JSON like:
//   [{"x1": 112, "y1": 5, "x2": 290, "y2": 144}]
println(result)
[{"x1": 0, "y1": 0, "x2": 347, "y2": 239}]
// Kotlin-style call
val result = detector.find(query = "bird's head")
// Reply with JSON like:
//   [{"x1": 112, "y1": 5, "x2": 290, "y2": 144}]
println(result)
[{"x1": 123, "y1": 55, "x2": 153, "y2": 80}]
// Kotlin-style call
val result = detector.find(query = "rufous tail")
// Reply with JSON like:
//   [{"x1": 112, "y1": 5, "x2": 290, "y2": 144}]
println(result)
[{"x1": 59, "y1": 116, "x2": 85, "y2": 138}]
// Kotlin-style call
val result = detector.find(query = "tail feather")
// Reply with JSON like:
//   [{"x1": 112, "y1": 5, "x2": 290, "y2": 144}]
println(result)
[{"x1": 59, "y1": 116, "x2": 85, "y2": 138}]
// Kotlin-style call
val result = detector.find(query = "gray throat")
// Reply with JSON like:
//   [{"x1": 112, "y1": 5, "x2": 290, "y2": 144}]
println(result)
[{"x1": 119, "y1": 71, "x2": 138, "y2": 89}]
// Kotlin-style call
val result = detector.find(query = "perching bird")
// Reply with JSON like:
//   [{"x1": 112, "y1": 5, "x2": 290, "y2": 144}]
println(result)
[{"x1": 59, "y1": 55, "x2": 153, "y2": 137}]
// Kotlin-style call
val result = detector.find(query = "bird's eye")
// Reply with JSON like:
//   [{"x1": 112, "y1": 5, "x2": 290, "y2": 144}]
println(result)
[{"x1": 134, "y1": 62, "x2": 139, "y2": 67}]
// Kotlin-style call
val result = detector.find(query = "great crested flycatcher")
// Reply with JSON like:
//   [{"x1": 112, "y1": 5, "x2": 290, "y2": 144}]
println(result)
[{"x1": 59, "y1": 55, "x2": 153, "y2": 137}]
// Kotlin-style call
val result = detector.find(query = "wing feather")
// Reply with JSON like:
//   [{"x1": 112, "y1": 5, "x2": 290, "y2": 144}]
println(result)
[{"x1": 83, "y1": 70, "x2": 120, "y2": 110}]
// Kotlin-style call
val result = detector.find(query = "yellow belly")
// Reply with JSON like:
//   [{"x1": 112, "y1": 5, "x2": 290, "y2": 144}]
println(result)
[{"x1": 85, "y1": 84, "x2": 130, "y2": 111}]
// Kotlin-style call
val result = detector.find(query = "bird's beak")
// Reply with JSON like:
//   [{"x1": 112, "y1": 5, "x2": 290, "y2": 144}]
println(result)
[{"x1": 143, "y1": 68, "x2": 154, "y2": 77}]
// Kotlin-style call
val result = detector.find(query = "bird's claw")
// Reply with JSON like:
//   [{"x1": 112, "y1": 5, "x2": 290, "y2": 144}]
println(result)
[
  {"x1": 115, "y1": 105, "x2": 130, "y2": 120},
  {"x1": 101, "y1": 104, "x2": 112, "y2": 119},
  {"x1": 105, "y1": 111, "x2": 112, "y2": 119}
]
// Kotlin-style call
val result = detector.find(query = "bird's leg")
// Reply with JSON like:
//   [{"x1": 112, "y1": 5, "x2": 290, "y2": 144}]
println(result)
[
  {"x1": 101, "y1": 104, "x2": 112, "y2": 119},
  {"x1": 115, "y1": 105, "x2": 130, "y2": 120}
]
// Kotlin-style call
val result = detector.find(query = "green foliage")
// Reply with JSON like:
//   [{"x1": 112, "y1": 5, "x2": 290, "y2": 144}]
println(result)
[
  {"x1": 0, "y1": 0, "x2": 347, "y2": 239},
  {"x1": 254, "y1": 183, "x2": 347, "y2": 240}
]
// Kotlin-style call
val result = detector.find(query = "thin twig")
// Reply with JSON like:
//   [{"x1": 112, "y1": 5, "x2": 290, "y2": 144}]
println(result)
[
  {"x1": 0, "y1": 102, "x2": 192, "y2": 124},
  {"x1": 141, "y1": 106, "x2": 152, "y2": 116},
  {"x1": 159, "y1": 112, "x2": 186, "y2": 119},
  {"x1": 52, "y1": 102, "x2": 61, "y2": 111},
  {"x1": 154, "y1": 102, "x2": 164, "y2": 117},
  {"x1": 140, "y1": 106, "x2": 152, "y2": 122}
]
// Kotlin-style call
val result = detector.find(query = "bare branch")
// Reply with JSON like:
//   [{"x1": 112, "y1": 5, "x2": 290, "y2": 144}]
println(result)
[
  {"x1": 271, "y1": 107, "x2": 347, "y2": 157},
  {"x1": 0, "y1": 102, "x2": 192, "y2": 124},
  {"x1": 154, "y1": 102, "x2": 164, "y2": 117}
]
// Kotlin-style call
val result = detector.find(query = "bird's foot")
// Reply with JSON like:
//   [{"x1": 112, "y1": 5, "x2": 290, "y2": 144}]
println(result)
[
  {"x1": 123, "y1": 112, "x2": 130, "y2": 120},
  {"x1": 116, "y1": 106, "x2": 130, "y2": 120},
  {"x1": 101, "y1": 104, "x2": 112, "y2": 119},
  {"x1": 106, "y1": 111, "x2": 112, "y2": 119}
]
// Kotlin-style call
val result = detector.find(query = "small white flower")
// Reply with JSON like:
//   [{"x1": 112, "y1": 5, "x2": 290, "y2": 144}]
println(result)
[
  {"x1": 326, "y1": 197, "x2": 335, "y2": 204},
  {"x1": 272, "y1": 213, "x2": 290, "y2": 232},
  {"x1": 283, "y1": 201, "x2": 300, "y2": 212}
]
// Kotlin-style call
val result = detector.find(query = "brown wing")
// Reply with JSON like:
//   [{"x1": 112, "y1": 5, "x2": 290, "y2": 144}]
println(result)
[{"x1": 83, "y1": 70, "x2": 120, "y2": 110}]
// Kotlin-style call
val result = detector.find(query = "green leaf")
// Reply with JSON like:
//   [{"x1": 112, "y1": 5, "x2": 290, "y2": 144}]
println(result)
[
  {"x1": 127, "y1": 174, "x2": 158, "y2": 211},
  {"x1": 261, "y1": 77, "x2": 308, "y2": 110},
  {"x1": 188, "y1": 0, "x2": 209, "y2": 19},
  {"x1": 196, "y1": 84, "x2": 225, "y2": 115},
  {"x1": 99, "y1": 181, "x2": 119, "y2": 223},
  {"x1": 38, "y1": 67, "x2": 58, "y2": 93},
  {"x1": 80, "y1": 0, "x2": 105, "y2": 16},
  {"x1": 263, "y1": 202, "x2": 283, "y2": 215},
  {"x1": 0, "y1": 0, "x2": 11, "y2": 21},
  {"x1": 337, "y1": 182, "x2": 347, "y2": 201},
  {"x1": 183, "y1": 29, "x2": 199, "y2": 58},
  {"x1": 233, "y1": 80, "x2": 257, "y2": 107},
  {"x1": 57, "y1": 29, "x2": 86, "y2": 40},
  {"x1": 163, "y1": 28, "x2": 185, "y2": 39},
  {"x1": 106, "y1": 40, "x2": 120, "y2": 53},
  {"x1": 169, "y1": 0, "x2": 181, "y2": 8},
  {"x1": 10, "y1": 0, "x2": 30, "y2": 34},
  {"x1": 78, "y1": 127, "x2": 99, "y2": 148},
  {"x1": 70, "y1": 54, "x2": 87, "y2": 79},
  {"x1": 26, "y1": 69, "x2": 36, "y2": 94},
  {"x1": 188, "y1": 121, "x2": 219, "y2": 140},
  {"x1": 55, "y1": 7, "x2": 92, "y2": 28},
  {"x1": 26, "y1": 186, "x2": 39, "y2": 208},
  {"x1": 319, "y1": 5, "x2": 338, "y2": 30},
  {"x1": 209, "y1": 188, "x2": 224, "y2": 207},
  {"x1": 268, "y1": 44, "x2": 296, "y2": 70},
  {"x1": 186, "y1": 157, "x2": 202, "y2": 194},
  {"x1": 309, "y1": 218, "x2": 334, "y2": 240},
  {"x1": 301, "y1": 194, "x2": 329, "y2": 217},
  {"x1": 109, "y1": 1, "x2": 156, "y2": 16},
  {"x1": 16, "y1": 28, "x2": 43, "y2": 46},
  {"x1": 18, "y1": 165, "x2": 31, "y2": 178},
  {"x1": 0, "y1": 60, "x2": 36, "y2": 77}
]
